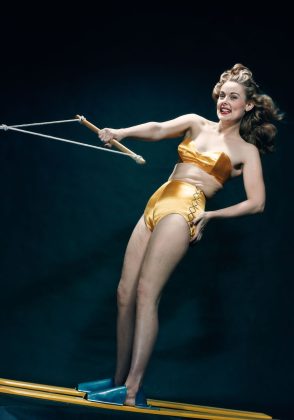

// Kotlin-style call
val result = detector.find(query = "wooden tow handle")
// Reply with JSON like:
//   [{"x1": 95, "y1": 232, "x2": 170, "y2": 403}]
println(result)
[{"x1": 75, "y1": 115, "x2": 146, "y2": 164}]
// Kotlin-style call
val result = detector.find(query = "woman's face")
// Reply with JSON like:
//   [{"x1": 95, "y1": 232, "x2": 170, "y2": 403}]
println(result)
[{"x1": 216, "y1": 81, "x2": 250, "y2": 122}]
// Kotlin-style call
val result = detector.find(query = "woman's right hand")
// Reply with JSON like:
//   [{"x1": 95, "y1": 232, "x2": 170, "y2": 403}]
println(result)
[
  {"x1": 190, "y1": 211, "x2": 212, "y2": 243},
  {"x1": 98, "y1": 128, "x2": 124, "y2": 147}
]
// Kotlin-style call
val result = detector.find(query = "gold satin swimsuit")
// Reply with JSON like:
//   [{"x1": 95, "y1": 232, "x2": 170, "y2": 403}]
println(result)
[{"x1": 144, "y1": 137, "x2": 232, "y2": 242}]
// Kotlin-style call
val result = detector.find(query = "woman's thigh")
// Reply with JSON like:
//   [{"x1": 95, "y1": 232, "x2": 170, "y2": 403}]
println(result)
[
  {"x1": 137, "y1": 213, "x2": 190, "y2": 302},
  {"x1": 118, "y1": 215, "x2": 152, "y2": 296}
]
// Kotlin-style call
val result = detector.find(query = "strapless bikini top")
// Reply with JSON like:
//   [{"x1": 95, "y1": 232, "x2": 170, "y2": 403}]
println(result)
[{"x1": 177, "y1": 137, "x2": 232, "y2": 184}]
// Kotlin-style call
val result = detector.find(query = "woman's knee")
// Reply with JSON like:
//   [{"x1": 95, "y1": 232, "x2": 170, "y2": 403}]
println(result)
[
  {"x1": 117, "y1": 280, "x2": 137, "y2": 308},
  {"x1": 136, "y1": 280, "x2": 160, "y2": 307}
]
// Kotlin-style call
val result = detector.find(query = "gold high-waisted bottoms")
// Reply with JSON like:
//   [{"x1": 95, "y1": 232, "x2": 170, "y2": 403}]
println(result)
[{"x1": 143, "y1": 180, "x2": 206, "y2": 242}]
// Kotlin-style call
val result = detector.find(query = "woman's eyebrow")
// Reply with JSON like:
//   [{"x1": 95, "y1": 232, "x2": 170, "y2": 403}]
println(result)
[{"x1": 220, "y1": 91, "x2": 241, "y2": 96}]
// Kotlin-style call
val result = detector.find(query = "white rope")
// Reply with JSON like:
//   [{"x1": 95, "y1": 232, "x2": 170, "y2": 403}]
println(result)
[
  {"x1": 2, "y1": 126, "x2": 132, "y2": 158},
  {"x1": 1, "y1": 117, "x2": 145, "y2": 163},
  {"x1": 7, "y1": 118, "x2": 81, "y2": 128}
]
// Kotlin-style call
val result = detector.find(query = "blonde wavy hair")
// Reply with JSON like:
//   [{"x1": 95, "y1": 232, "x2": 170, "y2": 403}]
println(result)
[{"x1": 212, "y1": 63, "x2": 284, "y2": 154}]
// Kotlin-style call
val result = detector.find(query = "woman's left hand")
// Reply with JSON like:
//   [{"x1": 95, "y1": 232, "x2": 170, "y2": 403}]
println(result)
[{"x1": 191, "y1": 211, "x2": 212, "y2": 242}]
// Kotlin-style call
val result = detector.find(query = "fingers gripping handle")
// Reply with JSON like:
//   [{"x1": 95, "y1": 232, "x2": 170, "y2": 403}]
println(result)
[{"x1": 75, "y1": 115, "x2": 146, "y2": 164}]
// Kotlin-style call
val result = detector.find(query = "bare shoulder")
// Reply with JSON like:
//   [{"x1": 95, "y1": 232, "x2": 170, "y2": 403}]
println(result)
[
  {"x1": 241, "y1": 141, "x2": 261, "y2": 164},
  {"x1": 184, "y1": 113, "x2": 208, "y2": 137}
]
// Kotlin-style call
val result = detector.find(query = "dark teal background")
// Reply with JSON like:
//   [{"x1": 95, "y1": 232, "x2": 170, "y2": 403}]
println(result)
[{"x1": 0, "y1": 8, "x2": 293, "y2": 420}]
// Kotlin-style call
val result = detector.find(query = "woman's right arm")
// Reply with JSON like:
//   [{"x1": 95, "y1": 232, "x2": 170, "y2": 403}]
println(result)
[{"x1": 98, "y1": 113, "x2": 204, "y2": 144}]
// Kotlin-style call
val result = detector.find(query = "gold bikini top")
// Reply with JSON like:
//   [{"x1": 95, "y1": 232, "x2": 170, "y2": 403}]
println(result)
[{"x1": 178, "y1": 137, "x2": 232, "y2": 185}]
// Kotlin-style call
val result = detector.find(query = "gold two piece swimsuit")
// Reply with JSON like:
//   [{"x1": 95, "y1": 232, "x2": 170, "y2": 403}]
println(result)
[{"x1": 143, "y1": 137, "x2": 232, "y2": 242}]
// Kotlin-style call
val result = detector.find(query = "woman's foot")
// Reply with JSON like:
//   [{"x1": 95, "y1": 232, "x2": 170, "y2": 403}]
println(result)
[
  {"x1": 124, "y1": 386, "x2": 138, "y2": 406},
  {"x1": 124, "y1": 378, "x2": 140, "y2": 406}
]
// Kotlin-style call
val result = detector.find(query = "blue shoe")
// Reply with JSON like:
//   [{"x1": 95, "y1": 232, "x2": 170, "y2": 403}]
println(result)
[
  {"x1": 87, "y1": 385, "x2": 127, "y2": 405},
  {"x1": 134, "y1": 387, "x2": 151, "y2": 409},
  {"x1": 87, "y1": 385, "x2": 156, "y2": 409},
  {"x1": 76, "y1": 378, "x2": 114, "y2": 393}
]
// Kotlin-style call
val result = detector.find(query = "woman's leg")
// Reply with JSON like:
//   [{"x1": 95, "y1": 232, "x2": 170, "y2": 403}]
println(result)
[
  {"x1": 124, "y1": 213, "x2": 191, "y2": 405},
  {"x1": 114, "y1": 215, "x2": 151, "y2": 386}
]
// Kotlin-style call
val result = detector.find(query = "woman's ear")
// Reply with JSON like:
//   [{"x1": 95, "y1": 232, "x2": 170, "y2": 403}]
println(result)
[{"x1": 245, "y1": 102, "x2": 254, "y2": 112}]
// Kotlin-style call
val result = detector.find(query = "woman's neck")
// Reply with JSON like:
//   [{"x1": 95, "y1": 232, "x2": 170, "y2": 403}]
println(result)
[{"x1": 216, "y1": 120, "x2": 241, "y2": 137}]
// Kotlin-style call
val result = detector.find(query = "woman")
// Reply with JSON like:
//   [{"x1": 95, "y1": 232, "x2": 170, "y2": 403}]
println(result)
[{"x1": 77, "y1": 63, "x2": 283, "y2": 408}]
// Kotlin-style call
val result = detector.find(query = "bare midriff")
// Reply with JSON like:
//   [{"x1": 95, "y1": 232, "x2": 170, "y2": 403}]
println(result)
[{"x1": 168, "y1": 162, "x2": 223, "y2": 198}]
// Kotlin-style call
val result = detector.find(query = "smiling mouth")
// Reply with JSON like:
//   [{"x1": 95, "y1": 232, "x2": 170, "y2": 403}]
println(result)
[{"x1": 220, "y1": 107, "x2": 231, "y2": 114}]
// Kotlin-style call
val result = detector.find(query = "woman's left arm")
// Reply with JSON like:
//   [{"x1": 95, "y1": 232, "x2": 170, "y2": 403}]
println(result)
[
  {"x1": 208, "y1": 144, "x2": 266, "y2": 220},
  {"x1": 192, "y1": 145, "x2": 266, "y2": 241}
]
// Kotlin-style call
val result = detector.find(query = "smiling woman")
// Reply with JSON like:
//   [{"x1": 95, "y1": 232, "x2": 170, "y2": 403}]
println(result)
[
  {"x1": 76, "y1": 63, "x2": 284, "y2": 408},
  {"x1": 213, "y1": 64, "x2": 283, "y2": 154}
]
